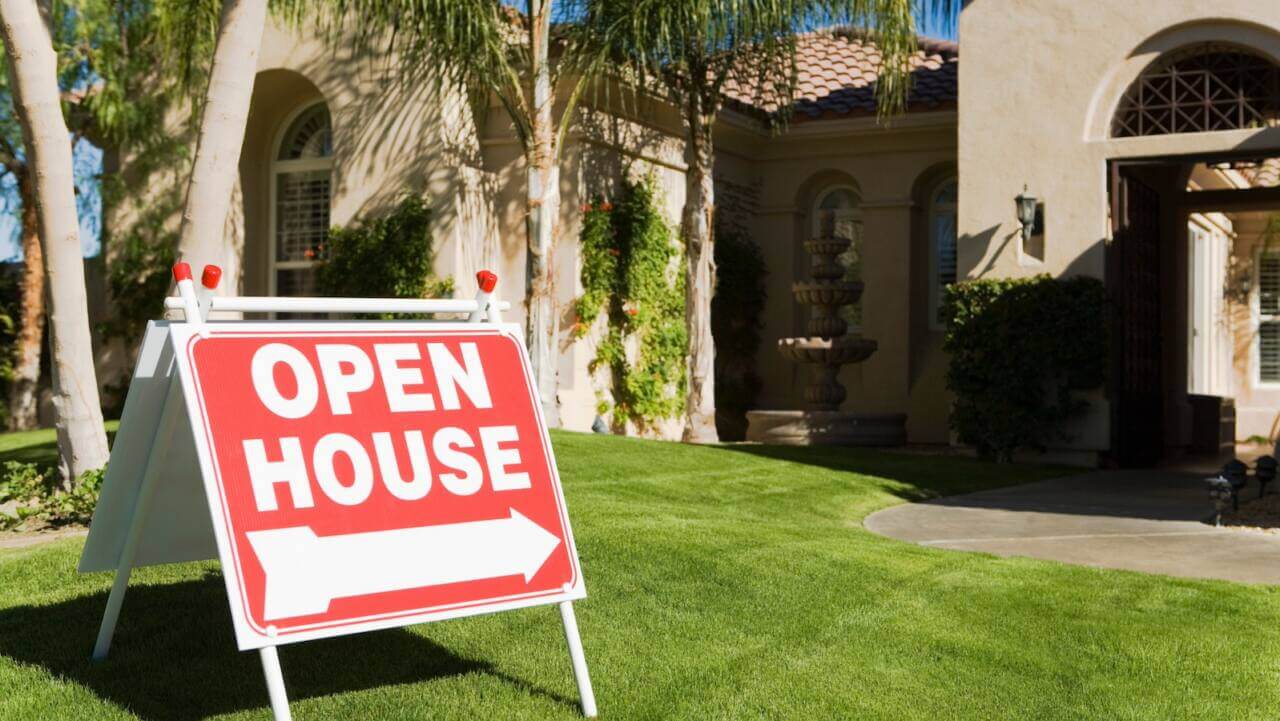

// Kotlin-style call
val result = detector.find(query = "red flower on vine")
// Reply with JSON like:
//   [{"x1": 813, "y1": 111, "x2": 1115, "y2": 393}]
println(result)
[
  {"x1": 625, "y1": 307, "x2": 639, "y2": 316},
  {"x1": 601, "y1": 201, "x2": 613, "y2": 211},
  {"x1": 580, "y1": 203, "x2": 591, "y2": 212}
]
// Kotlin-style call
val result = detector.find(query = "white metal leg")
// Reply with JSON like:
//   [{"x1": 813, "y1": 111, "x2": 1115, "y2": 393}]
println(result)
[
  {"x1": 92, "y1": 378, "x2": 181, "y2": 661},
  {"x1": 259, "y1": 645, "x2": 294, "y2": 721},
  {"x1": 559, "y1": 601, "x2": 597, "y2": 717}
]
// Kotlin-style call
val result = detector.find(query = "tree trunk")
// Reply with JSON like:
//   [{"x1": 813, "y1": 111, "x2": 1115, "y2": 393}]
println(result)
[
  {"x1": 681, "y1": 98, "x2": 718, "y2": 443},
  {"x1": 7, "y1": 171, "x2": 44, "y2": 430},
  {"x1": 0, "y1": 0, "x2": 109, "y2": 482},
  {"x1": 175, "y1": 0, "x2": 268, "y2": 291},
  {"x1": 525, "y1": 0, "x2": 561, "y2": 426}
]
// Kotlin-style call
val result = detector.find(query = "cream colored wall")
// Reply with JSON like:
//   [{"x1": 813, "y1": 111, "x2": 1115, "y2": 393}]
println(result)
[
  {"x1": 237, "y1": 23, "x2": 960, "y2": 440},
  {"x1": 960, "y1": 1, "x2": 1280, "y2": 282},
  {"x1": 130, "y1": 18, "x2": 960, "y2": 442},
  {"x1": 959, "y1": 0, "x2": 1280, "y2": 461},
  {"x1": 245, "y1": 19, "x2": 494, "y2": 301}
]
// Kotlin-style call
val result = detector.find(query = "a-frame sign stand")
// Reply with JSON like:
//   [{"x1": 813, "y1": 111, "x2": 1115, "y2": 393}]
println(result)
[{"x1": 81, "y1": 264, "x2": 597, "y2": 720}]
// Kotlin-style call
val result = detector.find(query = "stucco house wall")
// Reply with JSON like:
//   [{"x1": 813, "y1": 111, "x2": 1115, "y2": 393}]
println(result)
[
  {"x1": 959, "y1": 0, "x2": 1280, "y2": 463},
  {"x1": 243, "y1": 21, "x2": 494, "y2": 301},
  {"x1": 196, "y1": 18, "x2": 962, "y2": 443}
]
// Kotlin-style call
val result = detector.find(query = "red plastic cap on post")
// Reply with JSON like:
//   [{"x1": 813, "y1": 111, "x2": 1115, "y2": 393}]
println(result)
[
  {"x1": 201, "y1": 264, "x2": 223, "y2": 289},
  {"x1": 476, "y1": 270, "x2": 498, "y2": 293},
  {"x1": 172, "y1": 262, "x2": 192, "y2": 282}
]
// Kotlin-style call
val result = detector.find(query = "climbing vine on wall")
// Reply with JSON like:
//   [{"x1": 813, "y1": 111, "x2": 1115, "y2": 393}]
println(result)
[{"x1": 574, "y1": 175, "x2": 686, "y2": 431}]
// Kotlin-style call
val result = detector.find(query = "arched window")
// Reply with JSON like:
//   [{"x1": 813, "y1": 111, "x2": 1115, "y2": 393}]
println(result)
[
  {"x1": 271, "y1": 102, "x2": 333, "y2": 297},
  {"x1": 811, "y1": 186, "x2": 863, "y2": 327},
  {"x1": 929, "y1": 179, "x2": 958, "y2": 327},
  {"x1": 1113, "y1": 43, "x2": 1280, "y2": 137}
]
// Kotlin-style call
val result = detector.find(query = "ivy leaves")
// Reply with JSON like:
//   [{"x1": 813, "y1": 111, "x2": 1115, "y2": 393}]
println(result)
[{"x1": 575, "y1": 175, "x2": 686, "y2": 431}]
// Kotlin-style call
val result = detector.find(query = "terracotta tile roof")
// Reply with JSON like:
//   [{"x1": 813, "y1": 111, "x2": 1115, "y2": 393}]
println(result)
[{"x1": 722, "y1": 28, "x2": 958, "y2": 121}]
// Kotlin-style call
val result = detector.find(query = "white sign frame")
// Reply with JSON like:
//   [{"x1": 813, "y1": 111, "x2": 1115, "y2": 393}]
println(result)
[
  {"x1": 79, "y1": 270, "x2": 597, "y2": 721},
  {"x1": 168, "y1": 321, "x2": 586, "y2": 649}
]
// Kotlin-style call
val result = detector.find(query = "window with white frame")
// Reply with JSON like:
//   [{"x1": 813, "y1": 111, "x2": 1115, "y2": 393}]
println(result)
[
  {"x1": 271, "y1": 103, "x2": 332, "y2": 297},
  {"x1": 929, "y1": 179, "x2": 958, "y2": 327},
  {"x1": 1259, "y1": 251, "x2": 1280, "y2": 383},
  {"x1": 812, "y1": 186, "x2": 863, "y2": 327}
]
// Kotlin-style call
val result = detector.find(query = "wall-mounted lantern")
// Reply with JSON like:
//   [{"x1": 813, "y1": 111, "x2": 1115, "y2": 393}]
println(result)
[{"x1": 1015, "y1": 185, "x2": 1038, "y2": 242}]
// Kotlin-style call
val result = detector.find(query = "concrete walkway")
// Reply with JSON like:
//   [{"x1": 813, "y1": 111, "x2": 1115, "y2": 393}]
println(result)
[{"x1": 864, "y1": 470, "x2": 1280, "y2": 585}]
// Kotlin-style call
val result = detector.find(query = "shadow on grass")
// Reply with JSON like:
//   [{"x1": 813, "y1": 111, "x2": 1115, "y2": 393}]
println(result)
[
  {"x1": 718, "y1": 443, "x2": 1073, "y2": 502},
  {"x1": 0, "y1": 571, "x2": 575, "y2": 719},
  {"x1": 723, "y1": 445, "x2": 1229, "y2": 526}
]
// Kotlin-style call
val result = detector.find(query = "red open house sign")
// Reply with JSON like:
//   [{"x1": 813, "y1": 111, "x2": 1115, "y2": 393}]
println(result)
[
  {"x1": 79, "y1": 267, "x2": 596, "y2": 721},
  {"x1": 181, "y1": 325, "x2": 584, "y2": 645}
]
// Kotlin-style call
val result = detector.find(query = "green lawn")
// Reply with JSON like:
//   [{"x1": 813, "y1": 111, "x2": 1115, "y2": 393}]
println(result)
[{"x1": 1, "y1": 428, "x2": 1277, "y2": 720}]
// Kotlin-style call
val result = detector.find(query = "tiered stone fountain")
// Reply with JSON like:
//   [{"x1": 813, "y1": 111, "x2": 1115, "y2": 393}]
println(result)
[{"x1": 745, "y1": 228, "x2": 907, "y2": 446}]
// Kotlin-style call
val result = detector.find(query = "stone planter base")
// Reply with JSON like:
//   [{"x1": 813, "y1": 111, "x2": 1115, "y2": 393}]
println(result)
[{"x1": 745, "y1": 410, "x2": 907, "y2": 447}]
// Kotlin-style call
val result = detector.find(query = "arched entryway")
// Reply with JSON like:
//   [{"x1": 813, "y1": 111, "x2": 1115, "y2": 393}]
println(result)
[{"x1": 1107, "y1": 42, "x2": 1280, "y2": 466}]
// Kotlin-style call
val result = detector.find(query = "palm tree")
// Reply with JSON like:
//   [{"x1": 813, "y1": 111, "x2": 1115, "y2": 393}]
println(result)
[
  {"x1": 314, "y1": 0, "x2": 605, "y2": 426},
  {"x1": 0, "y1": 0, "x2": 188, "y2": 430},
  {"x1": 592, "y1": 0, "x2": 956, "y2": 442},
  {"x1": 0, "y1": 0, "x2": 109, "y2": 481},
  {"x1": 166, "y1": 0, "x2": 271, "y2": 287}
]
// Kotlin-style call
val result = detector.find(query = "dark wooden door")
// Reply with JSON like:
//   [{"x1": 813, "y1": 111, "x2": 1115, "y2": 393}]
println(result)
[{"x1": 1111, "y1": 170, "x2": 1163, "y2": 467}]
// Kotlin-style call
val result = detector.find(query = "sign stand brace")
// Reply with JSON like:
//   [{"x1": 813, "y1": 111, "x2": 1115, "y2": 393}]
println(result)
[
  {"x1": 91, "y1": 374, "x2": 181, "y2": 660},
  {"x1": 88, "y1": 265, "x2": 597, "y2": 720}
]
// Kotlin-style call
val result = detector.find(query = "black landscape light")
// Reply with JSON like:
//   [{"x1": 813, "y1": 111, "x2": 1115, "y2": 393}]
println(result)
[
  {"x1": 1223, "y1": 459, "x2": 1249, "y2": 511},
  {"x1": 1255, "y1": 456, "x2": 1277, "y2": 498}
]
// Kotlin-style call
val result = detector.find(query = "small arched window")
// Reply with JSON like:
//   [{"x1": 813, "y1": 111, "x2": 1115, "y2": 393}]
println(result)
[
  {"x1": 1113, "y1": 44, "x2": 1280, "y2": 137},
  {"x1": 929, "y1": 179, "x2": 958, "y2": 327},
  {"x1": 811, "y1": 186, "x2": 863, "y2": 327},
  {"x1": 271, "y1": 102, "x2": 333, "y2": 297}
]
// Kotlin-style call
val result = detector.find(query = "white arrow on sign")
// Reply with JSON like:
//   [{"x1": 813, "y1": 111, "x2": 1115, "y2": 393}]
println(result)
[{"x1": 245, "y1": 508, "x2": 562, "y2": 621}]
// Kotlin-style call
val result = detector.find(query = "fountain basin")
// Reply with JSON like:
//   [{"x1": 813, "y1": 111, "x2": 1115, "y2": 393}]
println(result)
[{"x1": 778, "y1": 336, "x2": 877, "y2": 365}]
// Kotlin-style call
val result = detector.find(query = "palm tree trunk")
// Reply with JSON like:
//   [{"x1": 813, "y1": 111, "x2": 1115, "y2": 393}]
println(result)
[
  {"x1": 7, "y1": 171, "x2": 44, "y2": 430},
  {"x1": 525, "y1": 0, "x2": 561, "y2": 426},
  {"x1": 175, "y1": 0, "x2": 268, "y2": 289},
  {"x1": 681, "y1": 97, "x2": 718, "y2": 443},
  {"x1": 0, "y1": 0, "x2": 109, "y2": 482}
]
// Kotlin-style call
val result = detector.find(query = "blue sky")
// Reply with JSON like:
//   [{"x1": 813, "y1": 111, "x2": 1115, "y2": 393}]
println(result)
[
  {"x1": 918, "y1": 6, "x2": 958, "y2": 40},
  {"x1": 0, "y1": 137, "x2": 102, "y2": 261}
]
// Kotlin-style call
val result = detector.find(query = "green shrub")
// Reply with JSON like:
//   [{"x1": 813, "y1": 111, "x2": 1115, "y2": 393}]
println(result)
[
  {"x1": 0, "y1": 271, "x2": 18, "y2": 428},
  {"x1": 317, "y1": 195, "x2": 453, "y2": 315},
  {"x1": 574, "y1": 175, "x2": 686, "y2": 431},
  {"x1": 942, "y1": 275, "x2": 1108, "y2": 461},
  {"x1": 102, "y1": 193, "x2": 179, "y2": 346},
  {"x1": 0, "y1": 460, "x2": 104, "y2": 529},
  {"x1": 711, "y1": 225, "x2": 767, "y2": 441}
]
